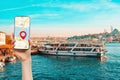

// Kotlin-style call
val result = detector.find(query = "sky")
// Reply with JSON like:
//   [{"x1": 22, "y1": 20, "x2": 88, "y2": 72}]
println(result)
[{"x1": 0, "y1": 0, "x2": 120, "y2": 37}]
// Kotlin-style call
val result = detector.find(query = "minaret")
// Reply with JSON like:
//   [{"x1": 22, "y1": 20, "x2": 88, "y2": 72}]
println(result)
[
  {"x1": 104, "y1": 29, "x2": 107, "y2": 33},
  {"x1": 111, "y1": 26, "x2": 113, "y2": 33},
  {"x1": 110, "y1": 26, "x2": 113, "y2": 36},
  {"x1": 110, "y1": 26, "x2": 113, "y2": 42}
]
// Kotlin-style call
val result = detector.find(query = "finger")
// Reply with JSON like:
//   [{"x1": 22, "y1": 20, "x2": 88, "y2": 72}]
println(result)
[
  {"x1": 12, "y1": 44, "x2": 15, "y2": 50},
  {"x1": 12, "y1": 40, "x2": 15, "y2": 44},
  {"x1": 28, "y1": 39, "x2": 32, "y2": 45},
  {"x1": 14, "y1": 52, "x2": 28, "y2": 61},
  {"x1": 14, "y1": 52, "x2": 21, "y2": 60}
]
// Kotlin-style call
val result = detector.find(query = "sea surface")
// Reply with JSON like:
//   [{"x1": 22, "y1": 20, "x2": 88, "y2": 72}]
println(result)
[{"x1": 0, "y1": 43, "x2": 120, "y2": 80}]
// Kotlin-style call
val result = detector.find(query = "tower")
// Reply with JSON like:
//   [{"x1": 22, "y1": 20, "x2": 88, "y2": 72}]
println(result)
[
  {"x1": 104, "y1": 29, "x2": 107, "y2": 33},
  {"x1": 110, "y1": 26, "x2": 113, "y2": 36},
  {"x1": 111, "y1": 26, "x2": 113, "y2": 33}
]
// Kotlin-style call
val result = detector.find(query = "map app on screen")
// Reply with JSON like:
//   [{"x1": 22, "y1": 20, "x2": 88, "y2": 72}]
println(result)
[{"x1": 14, "y1": 16, "x2": 30, "y2": 49}]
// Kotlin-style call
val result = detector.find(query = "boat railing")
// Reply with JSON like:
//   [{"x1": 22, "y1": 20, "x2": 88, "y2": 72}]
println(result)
[{"x1": 70, "y1": 43, "x2": 78, "y2": 52}]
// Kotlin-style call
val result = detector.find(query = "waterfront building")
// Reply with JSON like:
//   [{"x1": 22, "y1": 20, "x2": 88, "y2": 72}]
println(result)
[{"x1": 0, "y1": 31, "x2": 6, "y2": 45}]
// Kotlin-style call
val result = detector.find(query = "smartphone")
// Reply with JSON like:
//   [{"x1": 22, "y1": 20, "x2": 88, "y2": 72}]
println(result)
[{"x1": 14, "y1": 16, "x2": 30, "y2": 49}]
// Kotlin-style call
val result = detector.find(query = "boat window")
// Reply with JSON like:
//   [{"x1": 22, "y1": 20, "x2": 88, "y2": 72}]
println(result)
[
  {"x1": 73, "y1": 48, "x2": 82, "y2": 51},
  {"x1": 68, "y1": 44, "x2": 75, "y2": 47},
  {"x1": 73, "y1": 48, "x2": 92, "y2": 51},
  {"x1": 76, "y1": 44, "x2": 81, "y2": 47},
  {"x1": 87, "y1": 48, "x2": 92, "y2": 51},
  {"x1": 60, "y1": 44, "x2": 75, "y2": 47},
  {"x1": 45, "y1": 48, "x2": 53, "y2": 50},
  {"x1": 67, "y1": 48, "x2": 72, "y2": 51},
  {"x1": 50, "y1": 44, "x2": 59, "y2": 46},
  {"x1": 93, "y1": 45, "x2": 101, "y2": 47},
  {"x1": 54, "y1": 48, "x2": 56, "y2": 50},
  {"x1": 73, "y1": 48, "x2": 80, "y2": 51},
  {"x1": 60, "y1": 44, "x2": 65, "y2": 46},
  {"x1": 81, "y1": 44, "x2": 84, "y2": 47},
  {"x1": 57, "y1": 48, "x2": 72, "y2": 51},
  {"x1": 93, "y1": 49, "x2": 97, "y2": 52},
  {"x1": 45, "y1": 44, "x2": 50, "y2": 46},
  {"x1": 76, "y1": 44, "x2": 90, "y2": 47},
  {"x1": 83, "y1": 48, "x2": 85, "y2": 51},
  {"x1": 86, "y1": 44, "x2": 91, "y2": 47}
]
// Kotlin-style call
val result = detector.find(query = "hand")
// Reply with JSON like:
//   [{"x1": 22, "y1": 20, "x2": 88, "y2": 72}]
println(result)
[
  {"x1": 12, "y1": 33, "x2": 32, "y2": 62},
  {"x1": 12, "y1": 33, "x2": 33, "y2": 80}
]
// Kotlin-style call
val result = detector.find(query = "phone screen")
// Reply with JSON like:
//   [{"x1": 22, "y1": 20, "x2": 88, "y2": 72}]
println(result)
[{"x1": 14, "y1": 16, "x2": 30, "y2": 49}]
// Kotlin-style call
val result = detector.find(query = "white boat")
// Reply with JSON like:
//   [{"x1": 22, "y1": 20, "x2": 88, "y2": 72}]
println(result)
[
  {"x1": 0, "y1": 62, "x2": 5, "y2": 68},
  {"x1": 5, "y1": 56, "x2": 16, "y2": 62},
  {"x1": 39, "y1": 42, "x2": 107, "y2": 58}
]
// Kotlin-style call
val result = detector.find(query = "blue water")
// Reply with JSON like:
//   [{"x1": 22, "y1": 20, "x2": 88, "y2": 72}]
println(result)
[{"x1": 0, "y1": 43, "x2": 120, "y2": 80}]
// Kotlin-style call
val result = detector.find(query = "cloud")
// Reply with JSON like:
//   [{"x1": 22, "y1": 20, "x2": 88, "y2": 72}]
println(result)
[
  {"x1": 29, "y1": 13, "x2": 60, "y2": 19},
  {"x1": 59, "y1": 1, "x2": 120, "y2": 12},
  {"x1": 59, "y1": 4, "x2": 99, "y2": 11},
  {"x1": 29, "y1": 0, "x2": 120, "y2": 12},
  {"x1": 1, "y1": 0, "x2": 119, "y2": 13},
  {"x1": 0, "y1": 6, "x2": 31, "y2": 12}
]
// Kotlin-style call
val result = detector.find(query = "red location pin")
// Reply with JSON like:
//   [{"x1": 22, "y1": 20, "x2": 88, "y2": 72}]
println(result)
[{"x1": 20, "y1": 31, "x2": 27, "y2": 39}]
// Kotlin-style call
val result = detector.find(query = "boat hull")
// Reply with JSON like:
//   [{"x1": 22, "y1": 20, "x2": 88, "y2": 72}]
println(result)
[{"x1": 39, "y1": 51, "x2": 103, "y2": 58}]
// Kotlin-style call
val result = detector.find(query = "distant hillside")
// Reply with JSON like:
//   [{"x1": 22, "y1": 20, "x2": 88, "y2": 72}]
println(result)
[{"x1": 67, "y1": 28, "x2": 120, "y2": 40}]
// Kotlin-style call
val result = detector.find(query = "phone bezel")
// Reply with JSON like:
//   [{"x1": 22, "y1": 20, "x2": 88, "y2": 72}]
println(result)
[{"x1": 14, "y1": 16, "x2": 30, "y2": 49}]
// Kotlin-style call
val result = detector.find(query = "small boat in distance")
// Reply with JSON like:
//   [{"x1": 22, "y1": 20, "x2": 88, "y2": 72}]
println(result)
[
  {"x1": 5, "y1": 56, "x2": 16, "y2": 62},
  {"x1": 0, "y1": 62, "x2": 5, "y2": 68},
  {"x1": 39, "y1": 42, "x2": 107, "y2": 58}
]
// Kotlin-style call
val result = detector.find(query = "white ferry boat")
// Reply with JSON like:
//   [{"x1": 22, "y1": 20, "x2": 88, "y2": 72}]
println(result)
[{"x1": 39, "y1": 42, "x2": 106, "y2": 57}]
